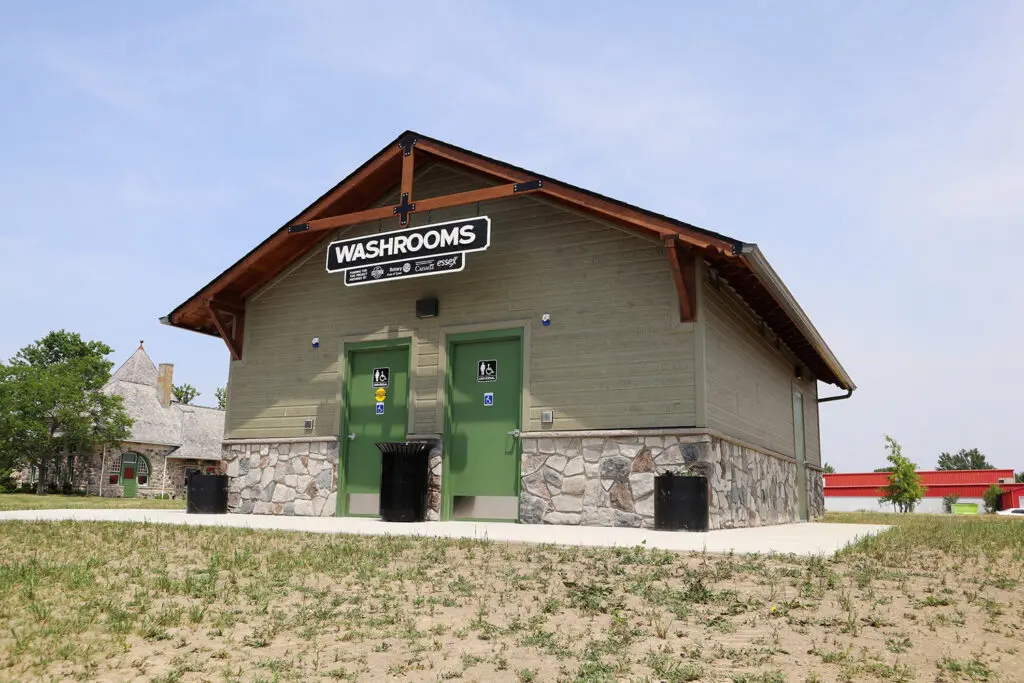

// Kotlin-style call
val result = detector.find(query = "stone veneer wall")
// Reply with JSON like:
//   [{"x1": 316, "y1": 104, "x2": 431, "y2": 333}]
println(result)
[
  {"x1": 220, "y1": 436, "x2": 442, "y2": 519},
  {"x1": 520, "y1": 433, "x2": 823, "y2": 530},
  {"x1": 422, "y1": 439, "x2": 443, "y2": 522},
  {"x1": 221, "y1": 439, "x2": 339, "y2": 516},
  {"x1": 73, "y1": 443, "x2": 180, "y2": 498}
]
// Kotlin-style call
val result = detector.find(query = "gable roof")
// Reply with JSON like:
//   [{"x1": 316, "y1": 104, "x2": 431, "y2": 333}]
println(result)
[
  {"x1": 163, "y1": 130, "x2": 854, "y2": 391},
  {"x1": 104, "y1": 346, "x2": 225, "y2": 458}
]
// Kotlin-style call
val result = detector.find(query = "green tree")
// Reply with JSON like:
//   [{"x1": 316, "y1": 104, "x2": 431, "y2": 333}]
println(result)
[
  {"x1": 1015, "y1": 472, "x2": 1024, "y2": 484},
  {"x1": 878, "y1": 435, "x2": 926, "y2": 513},
  {"x1": 172, "y1": 383, "x2": 199, "y2": 405},
  {"x1": 982, "y1": 484, "x2": 1004, "y2": 514},
  {"x1": 822, "y1": 462, "x2": 836, "y2": 474},
  {"x1": 937, "y1": 448, "x2": 993, "y2": 471},
  {"x1": 0, "y1": 331, "x2": 132, "y2": 493},
  {"x1": 215, "y1": 386, "x2": 227, "y2": 410}
]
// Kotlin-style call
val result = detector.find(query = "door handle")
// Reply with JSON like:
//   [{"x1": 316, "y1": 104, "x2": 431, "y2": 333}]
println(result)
[
  {"x1": 507, "y1": 429, "x2": 521, "y2": 438},
  {"x1": 346, "y1": 433, "x2": 357, "y2": 441}
]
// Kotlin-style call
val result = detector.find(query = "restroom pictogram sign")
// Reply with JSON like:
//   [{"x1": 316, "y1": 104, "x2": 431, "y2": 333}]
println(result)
[{"x1": 477, "y1": 360, "x2": 497, "y2": 382}]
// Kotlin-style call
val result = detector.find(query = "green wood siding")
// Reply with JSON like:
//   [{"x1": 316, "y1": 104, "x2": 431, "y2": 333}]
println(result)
[
  {"x1": 224, "y1": 163, "x2": 697, "y2": 438},
  {"x1": 703, "y1": 267, "x2": 820, "y2": 465}
]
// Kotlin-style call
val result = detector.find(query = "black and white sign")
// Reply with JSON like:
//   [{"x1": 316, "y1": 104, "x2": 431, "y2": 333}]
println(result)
[
  {"x1": 326, "y1": 216, "x2": 490, "y2": 286},
  {"x1": 372, "y1": 367, "x2": 390, "y2": 388},
  {"x1": 344, "y1": 253, "x2": 463, "y2": 286},
  {"x1": 477, "y1": 360, "x2": 497, "y2": 383}
]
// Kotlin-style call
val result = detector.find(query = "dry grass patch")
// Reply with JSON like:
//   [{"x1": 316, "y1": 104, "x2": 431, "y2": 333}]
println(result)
[{"x1": 0, "y1": 514, "x2": 1021, "y2": 681}]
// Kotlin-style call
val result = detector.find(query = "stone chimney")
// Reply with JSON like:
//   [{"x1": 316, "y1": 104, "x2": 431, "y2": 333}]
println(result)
[{"x1": 157, "y1": 363, "x2": 174, "y2": 407}]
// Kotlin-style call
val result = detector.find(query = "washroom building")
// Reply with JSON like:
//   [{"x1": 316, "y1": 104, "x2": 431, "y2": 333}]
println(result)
[{"x1": 164, "y1": 131, "x2": 855, "y2": 529}]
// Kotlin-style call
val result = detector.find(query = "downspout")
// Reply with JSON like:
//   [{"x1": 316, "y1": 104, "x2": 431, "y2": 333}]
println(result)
[
  {"x1": 818, "y1": 389, "x2": 854, "y2": 404},
  {"x1": 100, "y1": 446, "x2": 106, "y2": 497},
  {"x1": 162, "y1": 446, "x2": 180, "y2": 498}
]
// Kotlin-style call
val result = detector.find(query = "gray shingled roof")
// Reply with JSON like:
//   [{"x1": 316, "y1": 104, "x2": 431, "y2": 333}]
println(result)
[
  {"x1": 174, "y1": 404, "x2": 227, "y2": 461},
  {"x1": 103, "y1": 346, "x2": 225, "y2": 460}
]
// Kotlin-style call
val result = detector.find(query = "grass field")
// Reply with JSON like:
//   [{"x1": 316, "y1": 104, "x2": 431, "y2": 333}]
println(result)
[
  {"x1": 0, "y1": 493, "x2": 185, "y2": 511},
  {"x1": 0, "y1": 514, "x2": 1021, "y2": 682}
]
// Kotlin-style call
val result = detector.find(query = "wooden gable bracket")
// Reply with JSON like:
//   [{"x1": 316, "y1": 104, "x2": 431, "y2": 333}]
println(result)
[
  {"x1": 287, "y1": 134, "x2": 543, "y2": 236},
  {"x1": 290, "y1": 180, "x2": 545, "y2": 235},
  {"x1": 206, "y1": 298, "x2": 245, "y2": 361},
  {"x1": 664, "y1": 236, "x2": 697, "y2": 323}
]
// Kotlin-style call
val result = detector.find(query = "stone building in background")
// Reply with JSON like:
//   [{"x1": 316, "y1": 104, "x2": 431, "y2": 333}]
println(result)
[{"x1": 26, "y1": 343, "x2": 225, "y2": 498}]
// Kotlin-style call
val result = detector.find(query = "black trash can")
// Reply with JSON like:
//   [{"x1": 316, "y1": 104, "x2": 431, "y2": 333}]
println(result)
[
  {"x1": 654, "y1": 472, "x2": 710, "y2": 531},
  {"x1": 186, "y1": 473, "x2": 229, "y2": 514},
  {"x1": 376, "y1": 441, "x2": 430, "y2": 522}
]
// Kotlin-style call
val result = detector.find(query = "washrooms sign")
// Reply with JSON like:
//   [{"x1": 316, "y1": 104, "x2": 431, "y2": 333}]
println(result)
[
  {"x1": 372, "y1": 368, "x2": 390, "y2": 388},
  {"x1": 326, "y1": 216, "x2": 491, "y2": 286}
]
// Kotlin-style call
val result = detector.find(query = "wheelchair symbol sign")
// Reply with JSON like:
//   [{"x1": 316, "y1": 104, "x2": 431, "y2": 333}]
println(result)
[
  {"x1": 477, "y1": 360, "x2": 497, "y2": 382},
  {"x1": 375, "y1": 402, "x2": 385, "y2": 415},
  {"x1": 483, "y1": 392, "x2": 494, "y2": 407}
]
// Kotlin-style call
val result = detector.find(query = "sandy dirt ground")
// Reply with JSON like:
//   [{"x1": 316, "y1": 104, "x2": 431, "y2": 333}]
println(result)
[{"x1": 0, "y1": 514, "x2": 1021, "y2": 682}]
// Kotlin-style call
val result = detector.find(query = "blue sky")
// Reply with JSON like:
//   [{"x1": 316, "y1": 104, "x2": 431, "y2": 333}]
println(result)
[{"x1": 1, "y1": 1, "x2": 1021, "y2": 471}]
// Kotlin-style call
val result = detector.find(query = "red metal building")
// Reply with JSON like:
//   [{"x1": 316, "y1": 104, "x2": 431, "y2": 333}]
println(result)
[{"x1": 825, "y1": 469, "x2": 1024, "y2": 510}]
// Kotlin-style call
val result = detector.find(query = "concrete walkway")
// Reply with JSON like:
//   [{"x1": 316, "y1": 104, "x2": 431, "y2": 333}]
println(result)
[{"x1": 0, "y1": 508, "x2": 887, "y2": 556}]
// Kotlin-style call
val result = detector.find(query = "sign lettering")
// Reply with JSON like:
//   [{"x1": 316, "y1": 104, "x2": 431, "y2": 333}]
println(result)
[{"x1": 326, "y1": 216, "x2": 490, "y2": 286}]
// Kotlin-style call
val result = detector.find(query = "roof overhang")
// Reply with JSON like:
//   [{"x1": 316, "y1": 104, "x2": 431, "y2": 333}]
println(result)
[
  {"x1": 738, "y1": 246, "x2": 855, "y2": 391},
  {"x1": 163, "y1": 130, "x2": 854, "y2": 390}
]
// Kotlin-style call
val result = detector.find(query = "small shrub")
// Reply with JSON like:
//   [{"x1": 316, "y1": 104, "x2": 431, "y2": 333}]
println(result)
[
  {"x1": 942, "y1": 494, "x2": 960, "y2": 514},
  {"x1": 0, "y1": 470, "x2": 20, "y2": 493},
  {"x1": 983, "y1": 484, "x2": 1003, "y2": 514}
]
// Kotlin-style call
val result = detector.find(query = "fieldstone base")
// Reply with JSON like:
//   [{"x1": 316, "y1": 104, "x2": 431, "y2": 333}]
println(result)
[
  {"x1": 409, "y1": 436, "x2": 443, "y2": 521},
  {"x1": 221, "y1": 439, "x2": 338, "y2": 516},
  {"x1": 808, "y1": 466, "x2": 825, "y2": 518},
  {"x1": 520, "y1": 433, "x2": 823, "y2": 530}
]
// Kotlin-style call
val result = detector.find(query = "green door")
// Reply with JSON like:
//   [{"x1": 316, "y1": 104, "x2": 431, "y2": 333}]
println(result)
[
  {"x1": 341, "y1": 344, "x2": 410, "y2": 516},
  {"x1": 446, "y1": 332, "x2": 523, "y2": 520},
  {"x1": 120, "y1": 453, "x2": 138, "y2": 498},
  {"x1": 793, "y1": 391, "x2": 808, "y2": 521}
]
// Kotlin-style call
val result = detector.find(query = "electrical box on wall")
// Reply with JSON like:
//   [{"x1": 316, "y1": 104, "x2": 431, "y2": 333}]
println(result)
[
  {"x1": 303, "y1": 418, "x2": 315, "y2": 433},
  {"x1": 541, "y1": 410, "x2": 554, "y2": 425},
  {"x1": 416, "y1": 297, "x2": 439, "y2": 318}
]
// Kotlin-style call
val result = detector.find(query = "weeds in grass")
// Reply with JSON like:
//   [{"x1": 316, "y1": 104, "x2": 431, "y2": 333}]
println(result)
[{"x1": 0, "y1": 513, "x2": 1019, "y2": 680}]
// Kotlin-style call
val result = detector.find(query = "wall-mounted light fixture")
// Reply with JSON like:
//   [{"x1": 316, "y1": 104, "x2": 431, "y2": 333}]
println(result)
[{"x1": 416, "y1": 297, "x2": 439, "y2": 318}]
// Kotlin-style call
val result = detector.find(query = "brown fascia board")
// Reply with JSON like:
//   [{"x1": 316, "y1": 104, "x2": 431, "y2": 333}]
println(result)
[
  {"x1": 160, "y1": 131, "x2": 851, "y2": 392},
  {"x1": 738, "y1": 245, "x2": 856, "y2": 391},
  {"x1": 163, "y1": 133, "x2": 408, "y2": 330},
  {"x1": 411, "y1": 133, "x2": 746, "y2": 253},
  {"x1": 163, "y1": 130, "x2": 750, "y2": 333}
]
